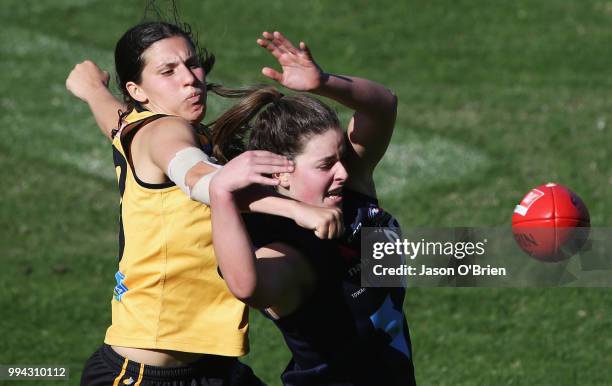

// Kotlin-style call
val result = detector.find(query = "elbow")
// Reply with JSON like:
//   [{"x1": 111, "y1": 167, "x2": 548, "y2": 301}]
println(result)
[
  {"x1": 224, "y1": 274, "x2": 256, "y2": 302},
  {"x1": 224, "y1": 275, "x2": 269, "y2": 309}
]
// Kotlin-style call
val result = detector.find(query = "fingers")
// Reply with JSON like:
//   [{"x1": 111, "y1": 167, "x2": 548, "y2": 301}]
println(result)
[
  {"x1": 250, "y1": 154, "x2": 294, "y2": 174},
  {"x1": 239, "y1": 151, "x2": 294, "y2": 184},
  {"x1": 334, "y1": 220, "x2": 345, "y2": 238},
  {"x1": 313, "y1": 208, "x2": 344, "y2": 240},
  {"x1": 327, "y1": 220, "x2": 337, "y2": 240},
  {"x1": 261, "y1": 67, "x2": 282, "y2": 82},
  {"x1": 271, "y1": 31, "x2": 297, "y2": 54},
  {"x1": 259, "y1": 31, "x2": 299, "y2": 56},
  {"x1": 257, "y1": 38, "x2": 281, "y2": 59},
  {"x1": 257, "y1": 32, "x2": 284, "y2": 59},
  {"x1": 314, "y1": 227, "x2": 328, "y2": 240},
  {"x1": 246, "y1": 150, "x2": 292, "y2": 163},
  {"x1": 328, "y1": 210, "x2": 344, "y2": 239},
  {"x1": 251, "y1": 175, "x2": 282, "y2": 186},
  {"x1": 253, "y1": 164, "x2": 293, "y2": 174},
  {"x1": 299, "y1": 41, "x2": 314, "y2": 60}
]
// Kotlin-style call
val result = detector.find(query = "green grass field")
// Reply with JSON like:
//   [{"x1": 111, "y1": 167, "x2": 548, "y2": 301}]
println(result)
[{"x1": 1, "y1": 1, "x2": 611, "y2": 385}]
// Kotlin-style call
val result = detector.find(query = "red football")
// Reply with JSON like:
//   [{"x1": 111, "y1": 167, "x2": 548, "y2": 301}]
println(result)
[{"x1": 511, "y1": 183, "x2": 590, "y2": 262}]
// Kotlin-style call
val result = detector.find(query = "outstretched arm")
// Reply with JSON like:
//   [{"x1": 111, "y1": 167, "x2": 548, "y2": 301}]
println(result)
[
  {"x1": 235, "y1": 186, "x2": 343, "y2": 239},
  {"x1": 66, "y1": 60, "x2": 126, "y2": 140},
  {"x1": 257, "y1": 31, "x2": 398, "y2": 185},
  {"x1": 146, "y1": 118, "x2": 343, "y2": 239},
  {"x1": 210, "y1": 174, "x2": 314, "y2": 314}
]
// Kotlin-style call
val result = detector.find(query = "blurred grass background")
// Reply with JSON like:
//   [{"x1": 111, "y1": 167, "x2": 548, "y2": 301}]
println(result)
[{"x1": 1, "y1": 0, "x2": 611, "y2": 385}]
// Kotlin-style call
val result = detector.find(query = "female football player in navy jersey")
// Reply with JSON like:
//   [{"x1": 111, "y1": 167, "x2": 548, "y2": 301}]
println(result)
[{"x1": 210, "y1": 31, "x2": 416, "y2": 386}]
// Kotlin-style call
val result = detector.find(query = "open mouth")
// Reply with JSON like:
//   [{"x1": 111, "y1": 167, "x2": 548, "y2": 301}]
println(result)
[{"x1": 325, "y1": 187, "x2": 343, "y2": 199}]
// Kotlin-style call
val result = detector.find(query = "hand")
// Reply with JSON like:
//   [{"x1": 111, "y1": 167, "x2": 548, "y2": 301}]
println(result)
[
  {"x1": 66, "y1": 60, "x2": 110, "y2": 103},
  {"x1": 257, "y1": 31, "x2": 325, "y2": 92},
  {"x1": 292, "y1": 202, "x2": 344, "y2": 240},
  {"x1": 211, "y1": 151, "x2": 294, "y2": 195}
]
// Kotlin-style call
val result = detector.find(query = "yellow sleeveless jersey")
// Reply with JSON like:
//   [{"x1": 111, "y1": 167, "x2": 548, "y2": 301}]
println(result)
[{"x1": 104, "y1": 109, "x2": 248, "y2": 356}]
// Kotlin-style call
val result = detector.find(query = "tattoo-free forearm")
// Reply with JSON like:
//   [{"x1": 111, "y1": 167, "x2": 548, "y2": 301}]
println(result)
[
  {"x1": 313, "y1": 73, "x2": 397, "y2": 121},
  {"x1": 234, "y1": 185, "x2": 299, "y2": 217},
  {"x1": 210, "y1": 191, "x2": 259, "y2": 301},
  {"x1": 86, "y1": 88, "x2": 126, "y2": 140}
]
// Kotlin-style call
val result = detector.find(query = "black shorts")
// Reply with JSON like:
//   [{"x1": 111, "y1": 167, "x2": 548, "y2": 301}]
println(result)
[{"x1": 80, "y1": 344, "x2": 265, "y2": 386}]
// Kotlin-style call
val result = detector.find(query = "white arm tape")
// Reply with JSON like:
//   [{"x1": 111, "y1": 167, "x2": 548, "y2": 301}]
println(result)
[
  {"x1": 190, "y1": 168, "x2": 220, "y2": 205},
  {"x1": 167, "y1": 147, "x2": 220, "y2": 204}
]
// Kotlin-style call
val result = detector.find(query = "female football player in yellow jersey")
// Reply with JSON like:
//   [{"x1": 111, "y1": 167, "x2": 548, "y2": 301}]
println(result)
[{"x1": 67, "y1": 22, "x2": 343, "y2": 386}]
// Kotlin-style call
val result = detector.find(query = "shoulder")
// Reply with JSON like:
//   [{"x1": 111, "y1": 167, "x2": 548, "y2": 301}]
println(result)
[
  {"x1": 133, "y1": 116, "x2": 198, "y2": 154},
  {"x1": 143, "y1": 116, "x2": 194, "y2": 140}
]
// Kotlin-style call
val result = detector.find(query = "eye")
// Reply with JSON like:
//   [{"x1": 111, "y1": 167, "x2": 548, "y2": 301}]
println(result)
[
  {"x1": 318, "y1": 160, "x2": 336, "y2": 170},
  {"x1": 161, "y1": 69, "x2": 174, "y2": 76},
  {"x1": 186, "y1": 58, "x2": 202, "y2": 69}
]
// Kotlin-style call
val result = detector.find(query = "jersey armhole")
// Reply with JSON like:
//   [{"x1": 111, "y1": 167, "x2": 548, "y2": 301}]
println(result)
[{"x1": 121, "y1": 115, "x2": 176, "y2": 190}]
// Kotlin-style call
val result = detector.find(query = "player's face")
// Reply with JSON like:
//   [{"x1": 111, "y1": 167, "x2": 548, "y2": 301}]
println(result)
[
  {"x1": 133, "y1": 36, "x2": 206, "y2": 124},
  {"x1": 281, "y1": 128, "x2": 348, "y2": 208}
]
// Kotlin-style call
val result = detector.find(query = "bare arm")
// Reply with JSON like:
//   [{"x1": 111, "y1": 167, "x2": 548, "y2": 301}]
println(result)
[
  {"x1": 146, "y1": 117, "x2": 291, "y2": 193},
  {"x1": 147, "y1": 120, "x2": 310, "y2": 309},
  {"x1": 210, "y1": 186, "x2": 314, "y2": 314},
  {"x1": 315, "y1": 75, "x2": 397, "y2": 174},
  {"x1": 258, "y1": 31, "x2": 397, "y2": 187},
  {"x1": 66, "y1": 60, "x2": 126, "y2": 140},
  {"x1": 234, "y1": 186, "x2": 344, "y2": 239}
]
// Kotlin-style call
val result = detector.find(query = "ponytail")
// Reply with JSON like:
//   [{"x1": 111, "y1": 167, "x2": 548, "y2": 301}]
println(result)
[
  {"x1": 207, "y1": 83, "x2": 254, "y2": 99},
  {"x1": 210, "y1": 86, "x2": 283, "y2": 163}
]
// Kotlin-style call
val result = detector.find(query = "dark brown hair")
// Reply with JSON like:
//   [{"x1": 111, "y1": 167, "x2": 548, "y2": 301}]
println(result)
[
  {"x1": 114, "y1": 21, "x2": 215, "y2": 111},
  {"x1": 210, "y1": 86, "x2": 340, "y2": 163}
]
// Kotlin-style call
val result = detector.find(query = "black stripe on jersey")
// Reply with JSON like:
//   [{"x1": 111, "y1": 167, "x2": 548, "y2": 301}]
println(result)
[
  {"x1": 117, "y1": 212, "x2": 125, "y2": 263},
  {"x1": 112, "y1": 145, "x2": 127, "y2": 262},
  {"x1": 113, "y1": 145, "x2": 127, "y2": 198}
]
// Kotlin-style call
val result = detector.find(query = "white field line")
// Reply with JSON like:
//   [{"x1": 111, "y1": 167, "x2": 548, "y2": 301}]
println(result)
[{"x1": 375, "y1": 136, "x2": 488, "y2": 197}]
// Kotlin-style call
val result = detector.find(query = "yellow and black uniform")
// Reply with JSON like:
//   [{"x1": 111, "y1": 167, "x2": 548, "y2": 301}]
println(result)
[
  {"x1": 81, "y1": 109, "x2": 260, "y2": 386},
  {"x1": 80, "y1": 344, "x2": 261, "y2": 386},
  {"x1": 104, "y1": 109, "x2": 248, "y2": 355}
]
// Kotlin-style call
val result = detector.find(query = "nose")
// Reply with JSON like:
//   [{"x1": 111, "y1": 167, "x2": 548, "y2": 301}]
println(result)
[
  {"x1": 334, "y1": 161, "x2": 349, "y2": 183},
  {"x1": 178, "y1": 63, "x2": 197, "y2": 86}
]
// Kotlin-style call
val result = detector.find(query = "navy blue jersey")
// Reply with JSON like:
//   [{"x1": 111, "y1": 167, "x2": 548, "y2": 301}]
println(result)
[{"x1": 243, "y1": 190, "x2": 416, "y2": 386}]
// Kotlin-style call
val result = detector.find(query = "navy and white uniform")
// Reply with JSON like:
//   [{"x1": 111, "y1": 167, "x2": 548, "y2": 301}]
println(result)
[{"x1": 244, "y1": 189, "x2": 416, "y2": 386}]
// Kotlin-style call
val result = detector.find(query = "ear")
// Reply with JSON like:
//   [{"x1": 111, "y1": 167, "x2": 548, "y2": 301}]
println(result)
[
  {"x1": 126, "y1": 81, "x2": 148, "y2": 103},
  {"x1": 273, "y1": 172, "x2": 291, "y2": 188}
]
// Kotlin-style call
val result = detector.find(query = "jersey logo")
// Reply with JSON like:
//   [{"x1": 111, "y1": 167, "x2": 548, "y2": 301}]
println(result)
[
  {"x1": 113, "y1": 271, "x2": 129, "y2": 301},
  {"x1": 369, "y1": 294, "x2": 411, "y2": 358}
]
